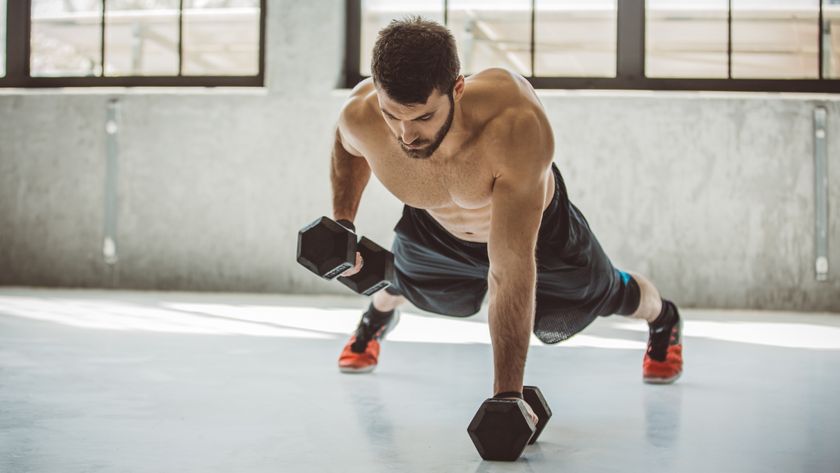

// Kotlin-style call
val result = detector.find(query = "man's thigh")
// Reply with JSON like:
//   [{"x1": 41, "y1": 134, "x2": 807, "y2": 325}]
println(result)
[
  {"x1": 389, "y1": 208, "x2": 490, "y2": 317},
  {"x1": 533, "y1": 205, "x2": 630, "y2": 344}
]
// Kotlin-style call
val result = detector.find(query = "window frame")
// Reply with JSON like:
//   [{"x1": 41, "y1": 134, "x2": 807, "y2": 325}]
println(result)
[
  {"x1": 2, "y1": 0, "x2": 266, "y2": 88},
  {"x1": 344, "y1": 0, "x2": 840, "y2": 93}
]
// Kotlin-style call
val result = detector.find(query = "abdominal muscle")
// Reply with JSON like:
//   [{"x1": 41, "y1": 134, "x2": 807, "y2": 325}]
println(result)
[
  {"x1": 423, "y1": 170, "x2": 555, "y2": 243},
  {"x1": 426, "y1": 204, "x2": 493, "y2": 243}
]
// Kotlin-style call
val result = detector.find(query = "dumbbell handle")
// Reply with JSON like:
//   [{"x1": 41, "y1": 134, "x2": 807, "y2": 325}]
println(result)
[{"x1": 326, "y1": 218, "x2": 395, "y2": 295}]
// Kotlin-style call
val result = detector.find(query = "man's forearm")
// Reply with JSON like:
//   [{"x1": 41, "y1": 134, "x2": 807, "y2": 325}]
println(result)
[
  {"x1": 487, "y1": 265, "x2": 536, "y2": 395},
  {"x1": 330, "y1": 131, "x2": 371, "y2": 222}
]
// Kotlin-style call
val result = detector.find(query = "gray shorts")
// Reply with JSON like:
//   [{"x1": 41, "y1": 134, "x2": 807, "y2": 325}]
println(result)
[{"x1": 387, "y1": 163, "x2": 636, "y2": 344}]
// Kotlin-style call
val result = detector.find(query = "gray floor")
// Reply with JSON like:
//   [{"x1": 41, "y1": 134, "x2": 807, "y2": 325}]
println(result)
[{"x1": 1, "y1": 288, "x2": 839, "y2": 473}]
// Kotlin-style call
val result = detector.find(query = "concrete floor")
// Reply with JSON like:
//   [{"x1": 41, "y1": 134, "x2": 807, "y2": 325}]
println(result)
[{"x1": 1, "y1": 288, "x2": 839, "y2": 473}]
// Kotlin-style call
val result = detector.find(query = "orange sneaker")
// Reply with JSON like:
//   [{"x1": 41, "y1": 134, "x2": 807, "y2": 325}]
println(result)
[
  {"x1": 338, "y1": 309, "x2": 399, "y2": 374},
  {"x1": 643, "y1": 301, "x2": 683, "y2": 384}
]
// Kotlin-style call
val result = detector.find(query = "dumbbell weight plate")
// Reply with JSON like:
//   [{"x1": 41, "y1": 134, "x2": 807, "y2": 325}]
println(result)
[
  {"x1": 467, "y1": 398, "x2": 536, "y2": 461},
  {"x1": 523, "y1": 386, "x2": 552, "y2": 444},
  {"x1": 296, "y1": 217, "x2": 356, "y2": 279}
]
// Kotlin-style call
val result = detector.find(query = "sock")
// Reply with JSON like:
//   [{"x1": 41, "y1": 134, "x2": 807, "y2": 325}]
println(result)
[
  {"x1": 647, "y1": 299, "x2": 679, "y2": 361},
  {"x1": 351, "y1": 303, "x2": 395, "y2": 353},
  {"x1": 650, "y1": 299, "x2": 677, "y2": 330},
  {"x1": 366, "y1": 303, "x2": 395, "y2": 327}
]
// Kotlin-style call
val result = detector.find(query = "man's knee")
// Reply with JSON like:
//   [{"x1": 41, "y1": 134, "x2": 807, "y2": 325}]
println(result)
[
  {"x1": 615, "y1": 270, "x2": 642, "y2": 315},
  {"x1": 623, "y1": 271, "x2": 662, "y2": 319},
  {"x1": 373, "y1": 287, "x2": 406, "y2": 312}
]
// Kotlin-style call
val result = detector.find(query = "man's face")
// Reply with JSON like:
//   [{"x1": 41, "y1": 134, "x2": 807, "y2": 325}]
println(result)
[{"x1": 377, "y1": 88, "x2": 455, "y2": 159}]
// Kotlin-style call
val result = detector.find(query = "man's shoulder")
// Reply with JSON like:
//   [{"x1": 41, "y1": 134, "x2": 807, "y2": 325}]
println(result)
[
  {"x1": 338, "y1": 78, "x2": 379, "y2": 149},
  {"x1": 469, "y1": 68, "x2": 532, "y2": 103},
  {"x1": 469, "y1": 71, "x2": 553, "y2": 172},
  {"x1": 487, "y1": 109, "x2": 554, "y2": 176},
  {"x1": 341, "y1": 78, "x2": 377, "y2": 124},
  {"x1": 471, "y1": 67, "x2": 523, "y2": 85},
  {"x1": 468, "y1": 68, "x2": 547, "y2": 135},
  {"x1": 483, "y1": 103, "x2": 552, "y2": 159}
]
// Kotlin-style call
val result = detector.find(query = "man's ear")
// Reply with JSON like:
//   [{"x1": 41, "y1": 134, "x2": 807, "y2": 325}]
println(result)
[{"x1": 452, "y1": 75, "x2": 466, "y2": 102}]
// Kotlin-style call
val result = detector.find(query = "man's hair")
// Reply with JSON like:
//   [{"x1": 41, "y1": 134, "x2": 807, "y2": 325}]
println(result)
[{"x1": 371, "y1": 16, "x2": 460, "y2": 105}]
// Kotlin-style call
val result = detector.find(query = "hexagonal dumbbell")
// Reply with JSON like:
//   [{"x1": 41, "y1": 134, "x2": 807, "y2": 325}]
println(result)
[
  {"x1": 467, "y1": 386, "x2": 552, "y2": 461},
  {"x1": 296, "y1": 216, "x2": 395, "y2": 296}
]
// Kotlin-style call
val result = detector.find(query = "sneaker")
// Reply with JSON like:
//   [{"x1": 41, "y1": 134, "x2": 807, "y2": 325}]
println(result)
[
  {"x1": 338, "y1": 308, "x2": 400, "y2": 374},
  {"x1": 643, "y1": 301, "x2": 683, "y2": 384}
]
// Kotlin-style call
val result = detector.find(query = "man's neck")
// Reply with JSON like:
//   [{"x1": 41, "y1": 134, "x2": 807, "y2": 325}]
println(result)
[{"x1": 432, "y1": 103, "x2": 471, "y2": 161}]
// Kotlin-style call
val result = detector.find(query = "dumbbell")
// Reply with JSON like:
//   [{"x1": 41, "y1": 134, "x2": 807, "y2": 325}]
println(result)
[
  {"x1": 467, "y1": 386, "x2": 553, "y2": 461},
  {"x1": 296, "y1": 216, "x2": 395, "y2": 295}
]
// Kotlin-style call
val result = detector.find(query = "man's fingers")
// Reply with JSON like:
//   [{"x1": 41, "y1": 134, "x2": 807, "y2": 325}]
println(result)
[{"x1": 340, "y1": 252, "x2": 364, "y2": 277}]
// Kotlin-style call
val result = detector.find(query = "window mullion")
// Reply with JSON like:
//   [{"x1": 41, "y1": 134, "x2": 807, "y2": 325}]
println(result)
[
  {"x1": 818, "y1": 0, "x2": 824, "y2": 79},
  {"x1": 444, "y1": 0, "x2": 448, "y2": 25},
  {"x1": 616, "y1": 0, "x2": 645, "y2": 80},
  {"x1": 5, "y1": 0, "x2": 31, "y2": 84},
  {"x1": 728, "y1": 0, "x2": 732, "y2": 79},
  {"x1": 530, "y1": 0, "x2": 535, "y2": 77},
  {"x1": 344, "y1": 0, "x2": 362, "y2": 87},
  {"x1": 178, "y1": 0, "x2": 184, "y2": 76},
  {"x1": 100, "y1": 0, "x2": 106, "y2": 76}
]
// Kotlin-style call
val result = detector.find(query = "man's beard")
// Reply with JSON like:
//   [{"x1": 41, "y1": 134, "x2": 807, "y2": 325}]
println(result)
[{"x1": 399, "y1": 93, "x2": 455, "y2": 160}]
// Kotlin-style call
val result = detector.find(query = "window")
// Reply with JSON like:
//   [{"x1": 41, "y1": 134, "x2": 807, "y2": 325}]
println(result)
[
  {"x1": 535, "y1": 0, "x2": 617, "y2": 77},
  {"x1": 359, "y1": 0, "x2": 445, "y2": 76},
  {"x1": 2, "y1": 0, "x2": 265, "y2": 87},
  {"x1": 355, "y1": 0, "x2": 619, "y2": 78},
  {"x1": 646, "y1": 0, "x2": 729, "y2": 78},
  {"x1": 647, "y1": 0, "x2": 828, "y2": 80},
  {"x1": 345, "y1": 0, "x2": 840, "y2": 92},
  {"x1": 731, "y1": 0, "x2": 819, "y2": 79},
  {"x1": 30, "y1": 0, "x2": 105, "y2": 77},
  {"x1": 103, "y1": 0, "x2": 180, "y2": 77},
  {"x1": 0, "y1": 0, "x2": 5, "y2": 77},
  {"x1": 448, "y1": 0, "x2": 533, "y2": 76},
  {"x1": 181, "y1": 0, "x2": 261, "y2": 76},
  {"x1": 827, "y1": 0, "x2": 840, "y2": 78}
]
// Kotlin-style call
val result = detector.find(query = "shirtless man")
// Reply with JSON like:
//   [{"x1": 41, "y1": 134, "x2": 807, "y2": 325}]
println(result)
[{"x1": 330, "y1": 17, "x2": 683, "y2": 420}]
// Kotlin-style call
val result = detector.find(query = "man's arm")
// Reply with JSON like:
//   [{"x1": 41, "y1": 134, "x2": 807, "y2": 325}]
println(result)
[
  {"x1": 331, "y1": 119, "x2": 371, "y2": 223},
  {"x1": 487, "y1": 111, "x2": 554, "y2": 396}
]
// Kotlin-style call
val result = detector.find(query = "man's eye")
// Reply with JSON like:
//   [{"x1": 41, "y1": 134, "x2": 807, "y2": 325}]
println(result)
[{"x1": 418, "y1": 115, "x2": 432, "y2": 121}]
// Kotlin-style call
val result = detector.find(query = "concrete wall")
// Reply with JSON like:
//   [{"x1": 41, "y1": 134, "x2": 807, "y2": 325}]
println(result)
[{"x1": 1, "y1": 1, "x2": 838, "y2": 311}]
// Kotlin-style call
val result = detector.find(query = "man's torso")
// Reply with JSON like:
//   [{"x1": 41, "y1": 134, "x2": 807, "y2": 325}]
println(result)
[{"x1": 340, "y1": 68, "x2": 556, "y2": 242}]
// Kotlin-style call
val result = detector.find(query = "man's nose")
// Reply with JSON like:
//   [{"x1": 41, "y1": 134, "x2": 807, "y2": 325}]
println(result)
[{"x1": 400, "y1": 123, "x2": 418, "y2": 144}]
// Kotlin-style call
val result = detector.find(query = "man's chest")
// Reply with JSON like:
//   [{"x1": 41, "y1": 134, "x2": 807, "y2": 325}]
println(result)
[{"x1": 364, "y1": 145, "x2": 495, "y2": 211}]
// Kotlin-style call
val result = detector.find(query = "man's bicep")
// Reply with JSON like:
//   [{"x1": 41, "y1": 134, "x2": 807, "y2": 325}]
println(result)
[
  {"x1": 487, "y1": 129, "x2": 552, "y2": 273},
  {"x1": 487, "y1": 174, "x2": 546, "y2": 275},
  {"x1": 335, "y1": 125, "x2": 363, "y2": 158}
]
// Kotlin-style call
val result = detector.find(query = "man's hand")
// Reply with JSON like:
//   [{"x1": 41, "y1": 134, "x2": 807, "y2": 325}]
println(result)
[
  {"x1": 501, "y1": 397, "x2": 538, "y2": 426},
  {"x1": 340, "y1": 252, "x2": 364, "y2": 277}
]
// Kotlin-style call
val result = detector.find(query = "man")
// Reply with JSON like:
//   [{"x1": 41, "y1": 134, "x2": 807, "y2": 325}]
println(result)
[{"x1": 330, "y1": 17, "x2": 683, "y2": 422}]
